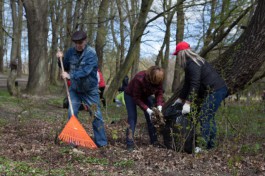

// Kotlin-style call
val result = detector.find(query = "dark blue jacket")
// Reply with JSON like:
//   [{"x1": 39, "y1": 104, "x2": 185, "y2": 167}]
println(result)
[
  {"x1": 179, "y1": 58, "x2": 226, "y2": 101},
  {"x1": 63, "y1": 45, "x2": 98, "y2": 93}
]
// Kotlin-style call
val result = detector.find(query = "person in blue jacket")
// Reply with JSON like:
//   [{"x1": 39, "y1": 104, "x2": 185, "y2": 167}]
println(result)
[{"x1": 56, "y1": 30, "x2": 107, "y2": 147}]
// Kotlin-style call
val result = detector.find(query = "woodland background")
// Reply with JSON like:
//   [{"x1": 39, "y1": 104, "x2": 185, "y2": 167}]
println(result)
[
  {"x1": 0, "y1": 0, "x2": 264, "y2": 99},
  {"x1": 0, "y1": 0, "x2": 265, "y2": 175}
]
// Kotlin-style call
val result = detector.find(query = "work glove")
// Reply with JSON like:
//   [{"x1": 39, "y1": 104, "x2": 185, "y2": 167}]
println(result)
[
  {"x1": 61, "y1": 71, "x2": 70, "y2": 79},
  {"x1": 146, "y1": 108, "x2": 154, "y2": 118},
  {"x1": 56, "y1": 51, "x2": 64, "y2": 58},
  {"x1": 172, "y1": 98, "x2": 183, "y2": 106},
  {"x1": 182, "y1": 103, "x2": 191, "y2": 114},
  {"x1": 157, "y1": 105, "x2": 162, "y2": 112}
]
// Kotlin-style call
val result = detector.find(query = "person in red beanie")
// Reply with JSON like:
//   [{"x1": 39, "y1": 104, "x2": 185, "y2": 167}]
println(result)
[
  {"x1": 171, "y1": 41, "x2": 228, "y2": 150},
  {"x1": 97, "y1": 69, "x2": 106, "y2": 107}
]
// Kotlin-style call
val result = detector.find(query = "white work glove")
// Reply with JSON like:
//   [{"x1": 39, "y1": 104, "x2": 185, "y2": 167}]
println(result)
[
  {"x1": 172, "y1": 98, "x2": 183, "y2": 106},
  {"x1": 61, "y1": 71, "x2": 70, "y2": 79},
  {"x1": 157, "y1": 105, "x2": 162, "y2": 112},
  {"x1": 146, "y1": 108, "x2": 153, "y2": 117},
  {"x1": 182, "y1": 103, "x2": 191, "y2": 114}
]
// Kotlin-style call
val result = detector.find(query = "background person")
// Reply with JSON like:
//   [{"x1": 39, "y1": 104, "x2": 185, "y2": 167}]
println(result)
[
  {"x1": 124, "y1": 66, "x2": 164, "y2": 151},
  {"x1": 172, "y1": 41, "x2": 228, "y2": 150},
  {"x1": 56, "y1": 30, "x2": 107, "y2": 147},
  {"x1": 118, "y1": 75, "x2": 129, "y2": 92},
  {"x1": 97, "y1": 69, "x2": 106, "y2": 107}
]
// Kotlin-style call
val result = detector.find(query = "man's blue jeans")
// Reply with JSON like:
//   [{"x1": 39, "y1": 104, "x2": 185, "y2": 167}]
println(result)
[
  {"x1": 199, "y1": 86, "x2": 228, "y2": 149},
  {"x1": 68, "y1": 88, "x2": 107, "y2": 147},
  {"x1": 124, "y1": 93, "x2": 157, "y2": 147}
]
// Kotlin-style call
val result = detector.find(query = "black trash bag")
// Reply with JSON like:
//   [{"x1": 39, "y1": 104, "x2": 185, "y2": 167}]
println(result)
[
  {"x1": 63, "y1": 97, "x2": 69, "y2": 109},
  {"x1": 163, "y1": 103, "x2": 195, "y2": 154}
]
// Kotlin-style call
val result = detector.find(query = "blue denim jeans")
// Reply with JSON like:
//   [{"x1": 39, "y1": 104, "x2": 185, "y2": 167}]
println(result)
[
  {"x1": 124, "y1": 93, "x2": 157, "y2": 146},
  {"x1": 68, "y1": 88, "x2": 107, "y2": 147},
  {"x1": 199, "y1": 86, "x2": 228, "y2": 149}
]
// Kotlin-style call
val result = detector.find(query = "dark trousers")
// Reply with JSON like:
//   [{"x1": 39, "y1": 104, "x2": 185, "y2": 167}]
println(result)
[
  {"x1": 99, "y1": 87, "x2": 106, "y2": 107},
  {"x1": 124, "y1": 93, "x2": 157, "y2": 146},
  {"x1": 199, "y1": 86, "x2": 228, "y2": 149}
]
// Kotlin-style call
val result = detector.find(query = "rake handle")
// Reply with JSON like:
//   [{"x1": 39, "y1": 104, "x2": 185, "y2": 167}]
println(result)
[{"x1": 58, "y1": 53, "x2": 74, "y2": 116}]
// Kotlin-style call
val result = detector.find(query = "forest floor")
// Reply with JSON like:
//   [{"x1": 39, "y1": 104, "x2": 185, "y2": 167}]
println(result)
[{"x1": 0, "y1": 87, "x2": 265, "y2": 176}]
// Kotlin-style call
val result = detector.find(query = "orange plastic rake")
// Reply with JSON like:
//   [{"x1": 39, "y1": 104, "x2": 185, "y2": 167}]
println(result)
[{"x1": 57, "y1": 52, "x2": 97, "y2": 149}]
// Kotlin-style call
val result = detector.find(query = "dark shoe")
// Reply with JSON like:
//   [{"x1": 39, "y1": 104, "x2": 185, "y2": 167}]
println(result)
[
  {"x1": 98, "y1": 145, "x2": 108, "y2": 148},
  {"x1": 152, "y1": 141, "x2": 165, "y2": 148},
  {"x1": 126, "y1": 144, "x2": 135, "y2": 152},
  {"x1": 70, "y1": 143, "x2": 78, "y2": 148}
]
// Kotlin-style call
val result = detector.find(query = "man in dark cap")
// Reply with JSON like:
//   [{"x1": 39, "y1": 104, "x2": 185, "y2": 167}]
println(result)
[{"x1": 56, "y1": 30, "x2": 107, "y2": 147}]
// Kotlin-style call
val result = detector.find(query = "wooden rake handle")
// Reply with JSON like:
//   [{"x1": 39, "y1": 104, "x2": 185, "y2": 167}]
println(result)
[{"x1": 58, "y1": 49, "x2": 74, "y2": 116}]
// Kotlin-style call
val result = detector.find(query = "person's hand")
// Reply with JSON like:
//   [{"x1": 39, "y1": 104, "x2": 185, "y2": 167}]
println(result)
[
  {"x1": 56, "y1": 51, "x2": 63, "y2": 58},
  {"x1": 157, "y1": 105, "x2": 162, "y2": 112},
  {"x1": 146, "y1": 108, "x2": 153, "y2": 117},
  {"x1": 182, "y1": 103, "x2": 190, "y2": 114},
  {"x1": 61, "y1": 71, "x2": 70, "y2": 79},
  {"x1": 172, "y1": 98, "x2": 183, "y2": 106}
]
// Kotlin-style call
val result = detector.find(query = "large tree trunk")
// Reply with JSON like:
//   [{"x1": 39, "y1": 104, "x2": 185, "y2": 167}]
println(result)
[
  {"x1": 116, "y1": 0, "x2": 125, "y2": 69},
  {"x1": 7, "y1": 0, "x2": 20, "y2": 96},
  {"x1": 23, "y1": 0, "x2": 49, "y2": 94},
  {"x1": 64, "y1": 0, "x2": 73, "y2": 51},
  {"x1": 130, "y1": 45, "x2": 140, "y2": 78},
  {"x1": 95, "y1": 0, "x2": 109, "y2": 70},
  {"x1": 212, "y1": 0, "x2": 265, "y2": 94},
  {"x1": 86, "y1": 0, "x2": 97, "y2": 46},
  {"x1": 0, "y1": 0, "x2": 4, "y2": 73},
  {"x1": 165, "y1": 0, "x2": 265, "y2": 108},
  {"x1": 17, "y1": 0, "x2": 23, "y2": 78}
]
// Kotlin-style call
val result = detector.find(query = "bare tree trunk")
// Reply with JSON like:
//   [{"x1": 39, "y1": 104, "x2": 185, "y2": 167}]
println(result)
[
  {"x1": 23, "y1": 0, "x2": 49, "y2": 94},
  {"x1": 130, "y1": 44, "x2": 140, "y2": 78},
  {"x1": 7, "y1": 0, "x2": 20, "y2": 96},
  {"x1": 172, "y1": 0, "x2": 184, "y2": 92},
  {"x1": 72, "y1": 0, "x2": 81, "y2": 31},
  {"x1": 87, "y1": 0, "x2": 97, "y2": 46},
  {"x1": 105, "y1": 0, "x2": 154, "y2": 103},
  {"x1": 95, "y1": 0, "x2": 109, "y2": 70},
  {"x1": 202, "y1": 0, "x2": 217, "y2": 49},
  {"x1": 64, "y1": 0, "x2": 73, "y2": 51},
  {"x1": 126, "y1": 0, "x2": 140, "y2": 77},
  {"x1": 80, "y1": 0, "x2": 89, "y2": 31},
  {"x1": 0, "y1": 0, "x2": 4, "y2": 73},
  {"x1": 116, "y1": 0, "x2": 125, "y2": 69},
  {"x1": 17, "y1": 0, "x2": 23, "y2": 77},
  {"x1": 161, "y1": 0, "x2": 175, "y2": 92},
  {"x1": 110, "y1": 0, "x2": 121, "y2": 73},
  {"x1": 111, "y1": 0, "x2": 126, "y2": 74},
  {"x1": 49, "y1": 0, "x2": 61, "y2": 85}
]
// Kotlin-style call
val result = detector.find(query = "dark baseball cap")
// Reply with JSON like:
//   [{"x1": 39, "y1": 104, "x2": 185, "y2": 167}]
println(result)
[{"x1": 71, "y1": 30, "x2": 87, "y2": 41}]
